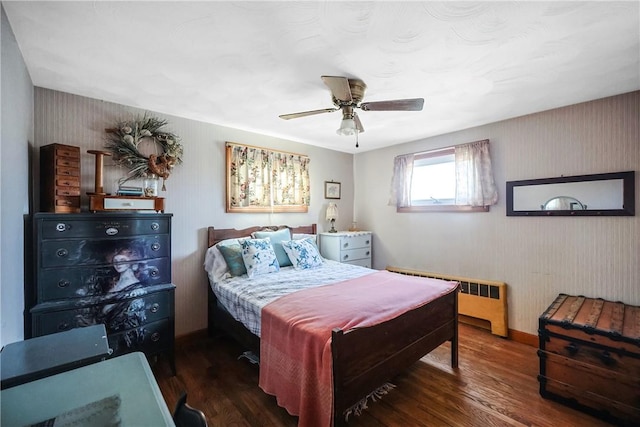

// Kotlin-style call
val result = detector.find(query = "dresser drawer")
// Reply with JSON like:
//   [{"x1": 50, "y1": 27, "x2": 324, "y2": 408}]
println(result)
[
  {"x1": 107, "y1": 318, "x2": 172, "y2": 357},
  {"x1": 340, "y1": 247, "x2": 371, "y2": 263},
  {"x1": 344, "y1": 258, "x2": 371, "y2": 268},
  {"x1": 40, "y1": 216, "x2": 170, "y2": 239},
  {"x1": 39, "y1": 257, "x2": 171, "y2": 301},
  {"x1": 339, "y1": 234, "x2": 371, "y2": 250},
  {"x1": 41, "y1": 235, "x2": 170, "y2": 268},
  {"x1": 32, "y1": 289, "x2": 173, "y2": 336},
  {"x1": 55, "y1": 187, "x2": 80, "y2": 196},
  {"x1": 54, "y1": 146, "x2": 80, "y2": 159},
  {"x1": 56, "y1": 166, "x2": 79, "y2": 177}
]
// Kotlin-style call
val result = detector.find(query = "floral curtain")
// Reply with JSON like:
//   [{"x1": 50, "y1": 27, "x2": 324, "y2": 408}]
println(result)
[
  {"x1": 227, "y1": 144, "x2": 310, "y2": 212},
  {"x1": 454, "y1": 139, "x2": 498, "y2": 206}
]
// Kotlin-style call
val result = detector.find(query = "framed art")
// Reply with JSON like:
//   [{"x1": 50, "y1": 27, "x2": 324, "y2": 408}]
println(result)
[{"x1": 324, "y1": 181, "x2": 341, "y2": 199}]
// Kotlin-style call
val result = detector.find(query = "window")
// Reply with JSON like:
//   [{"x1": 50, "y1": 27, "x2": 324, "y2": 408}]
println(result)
[
  {"x1": 226, "y1": 143, "x2": 310, "y2": 213},
  {"x1": 410, "y1": 149, "x2": 456, "y2": 206},
  {"x1": 390, "y1": 140, "x2": 498, "y2": 212}
]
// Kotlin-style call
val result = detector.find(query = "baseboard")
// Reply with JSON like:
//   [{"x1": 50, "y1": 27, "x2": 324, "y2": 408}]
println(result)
[{"x1": 508, "y1": 329, "x2": 538, "y2": 347}]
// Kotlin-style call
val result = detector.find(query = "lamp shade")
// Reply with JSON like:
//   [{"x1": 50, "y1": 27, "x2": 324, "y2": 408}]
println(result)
[
  {"x1": 326, "y1": 202, "x2": 339, "y2": 221},
  {"x1": 336, "y1": 118, "x2": 357, "y2": 136}
]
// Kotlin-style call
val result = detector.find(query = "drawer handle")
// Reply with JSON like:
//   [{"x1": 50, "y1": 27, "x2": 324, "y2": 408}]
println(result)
[
  {"x1": 365, "y1": 240, "x2": 370, "y2": 245},
  {"x1": 600, "y1": 351, "x2": 616, "y2": 366},
  {"x1": 151, "y1": 243, "x2": 160, "y2": 251},
  {"x1": 151, "y1": 222, "x2": 160, "y2": 231},
  {"x1": 343, "y1": 254, "x2": 349, "y2": 260},
  {"x1": 150, "y1": 303, "x2": 160, "y2": 313},
  {"x1": 57, "y1": 279, "x2": 70, "y2": 288},
  {"x1": 149, "y1": 268, "x2": 159, "y2": 277},
  {"x1": 564, "y1": 342, "x2": 579, "y2": 356},
  {"x1": 343, "y1": 243, "x2": 349, "y2": 248},
  {"x1": 123, "y1": 202, "x2": 133, "y2": 207},
  {"x1": 365, "y1": 251, "x2": 370, "y2": 256},
  {"x1": 151, "y1": 332, "x2": 161, "y2": 342},
  {"x1": 56, "y1": 248, "x2": 69, "y2": 258},
  {"x1": 58, "y1": 322, "x2": 70, "y2": 331},
  {"x1": 55, "y1": 223, "x2": 68, "y2": 232}
]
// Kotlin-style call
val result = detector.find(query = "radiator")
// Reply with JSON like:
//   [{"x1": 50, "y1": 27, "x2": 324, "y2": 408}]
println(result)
[{"x1": 386, "y1": 267, "x2": 508, "y2": 337}]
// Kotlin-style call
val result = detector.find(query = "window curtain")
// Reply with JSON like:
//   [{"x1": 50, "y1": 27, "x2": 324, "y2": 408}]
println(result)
[
  {"x1": 271, "y1": 151, "x2": 311, "y2": 206},
  {"x1": 388, "y1": 153, "x2": 414, "y2": 207},
  {"x1": 227, "y1": 144, "x2": 310, "y2": 211},
  {"x1": 454, "y1": 139, "x2": 498, "y2": 206}
]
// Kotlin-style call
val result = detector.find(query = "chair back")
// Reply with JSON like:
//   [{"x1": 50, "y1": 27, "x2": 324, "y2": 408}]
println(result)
[{"x1": 173, "y1": 392, "x2": 208, "y2": 427}]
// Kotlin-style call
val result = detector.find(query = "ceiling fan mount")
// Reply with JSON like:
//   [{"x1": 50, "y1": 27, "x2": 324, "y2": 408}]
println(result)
[{"x1": 279, "y1": 76, "x2": 424, "y2": 139}]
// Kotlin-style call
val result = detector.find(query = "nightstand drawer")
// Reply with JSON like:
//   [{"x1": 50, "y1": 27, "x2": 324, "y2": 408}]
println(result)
[
  {"x1": 339, "y1": 234, "x2": 371, "y2": 250},
  {"x1": 340, "y1": 247, "x2": 371, "y2": 263}
]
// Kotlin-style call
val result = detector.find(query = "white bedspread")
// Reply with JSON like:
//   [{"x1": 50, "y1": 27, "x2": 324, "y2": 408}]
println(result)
[{"x1": 208, "y1": 260, "x2": 374, "y2": 336}]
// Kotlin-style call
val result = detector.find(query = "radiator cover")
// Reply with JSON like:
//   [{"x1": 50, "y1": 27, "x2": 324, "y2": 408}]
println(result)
[{"x1": 387, "y1": 267, "x2": 508, "y2": 337}]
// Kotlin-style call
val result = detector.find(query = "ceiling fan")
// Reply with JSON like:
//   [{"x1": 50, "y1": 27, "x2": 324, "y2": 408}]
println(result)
[{"x1": 279, "y1": 76, "x2": 424, "y2": 140}]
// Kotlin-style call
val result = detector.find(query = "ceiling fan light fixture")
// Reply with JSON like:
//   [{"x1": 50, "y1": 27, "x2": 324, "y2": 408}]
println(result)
[{"x1": 336, "y1": 117, "x2": 358, "y2": 136}]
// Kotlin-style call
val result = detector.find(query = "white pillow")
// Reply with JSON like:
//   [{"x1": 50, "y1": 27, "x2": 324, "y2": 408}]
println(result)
[
  {"x1": 282, "y1": 238, "x2": 324, "y2": 270},
  {"x1": 241, "y1": 238, "x2": 280, "y2": 278},
  {"x1": 293, "y1": 233, "x2": 317, "y2": 246}
]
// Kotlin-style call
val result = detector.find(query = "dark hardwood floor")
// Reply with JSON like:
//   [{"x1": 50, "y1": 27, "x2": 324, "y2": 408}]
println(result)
[{"x1": 154, "y1": 324, "x2": 613, "y2": 426}]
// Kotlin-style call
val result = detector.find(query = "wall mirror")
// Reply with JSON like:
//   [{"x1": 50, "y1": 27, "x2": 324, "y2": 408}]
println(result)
[{"x1": 506, "y1": 171, "x2": 635, "y2": 216}]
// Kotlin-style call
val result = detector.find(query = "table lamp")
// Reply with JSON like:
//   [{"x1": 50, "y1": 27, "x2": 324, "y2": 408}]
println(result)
[{"x1": 326, "y1": 202, "x2": 338, "y2": 233}]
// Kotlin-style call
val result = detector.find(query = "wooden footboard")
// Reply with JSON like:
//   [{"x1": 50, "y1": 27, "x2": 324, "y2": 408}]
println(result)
[{"x1": 331, "y1": 289, "x2": 458, "y2": 425}]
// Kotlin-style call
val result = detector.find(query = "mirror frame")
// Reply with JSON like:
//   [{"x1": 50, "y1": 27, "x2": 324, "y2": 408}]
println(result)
[{"x1": 506, "y1": 171, "x2": 635, "y2": 216}]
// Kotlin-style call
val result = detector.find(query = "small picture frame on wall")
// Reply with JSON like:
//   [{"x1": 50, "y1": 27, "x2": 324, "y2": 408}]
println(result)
[{"x1": 324, "y1": 181, "x2": 341, "y2": 199}]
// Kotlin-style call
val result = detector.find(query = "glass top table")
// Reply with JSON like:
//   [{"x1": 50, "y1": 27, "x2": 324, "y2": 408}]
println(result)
[{"x1": 1, "y1": 351, "x2": 174, "y2": 426}]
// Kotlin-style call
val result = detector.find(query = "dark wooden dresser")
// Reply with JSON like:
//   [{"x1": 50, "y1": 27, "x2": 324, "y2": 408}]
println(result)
[
  {"x1": 538, "y1": 294, "x2": 640, "y2": 425},
  {"x1": 26, "y1": 212, "x2": 175, "y2": 373}
]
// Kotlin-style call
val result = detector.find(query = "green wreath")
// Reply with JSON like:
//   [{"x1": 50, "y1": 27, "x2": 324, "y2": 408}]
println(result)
[{"x1": 105, "y1": 115, "x2": 183, "y2": 190}]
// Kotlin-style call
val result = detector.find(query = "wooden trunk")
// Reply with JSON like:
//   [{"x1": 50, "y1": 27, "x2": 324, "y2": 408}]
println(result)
[{"x1": 538, "y1": 294, "x2": 640, "y2": 426}]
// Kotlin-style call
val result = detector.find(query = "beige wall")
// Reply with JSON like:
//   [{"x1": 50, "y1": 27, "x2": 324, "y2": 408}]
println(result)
[
  {"x1": 354, "y1": 91, "x2": 639, "y2": 335},
  {"x1": 33, "y1": 88, "x2": 355, "y2": 337}
]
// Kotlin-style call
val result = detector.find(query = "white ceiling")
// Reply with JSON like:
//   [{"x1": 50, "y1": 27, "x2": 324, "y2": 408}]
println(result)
[{"x1": 4, "y1": 1, "x2": 639, "y2": 153}]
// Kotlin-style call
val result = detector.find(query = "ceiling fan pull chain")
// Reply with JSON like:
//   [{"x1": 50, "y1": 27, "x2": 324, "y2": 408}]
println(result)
[{"x1": 355, "y1": 130, "x2": 359, "y2": 148}]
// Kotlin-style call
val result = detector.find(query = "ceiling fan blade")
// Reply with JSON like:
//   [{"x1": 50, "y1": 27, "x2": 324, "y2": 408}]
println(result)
[
  {"x1": 354, "y1": 113, "x2": 365, "y2": 133},
  {"x1": 279, "y1": 108, "x2": 338, "y2": 120},
  {"x1": 360, "y1": 98, "x2": 424, "y2": 111},
  {"x1": 321, "y1": 76, "x2": 352, "y2": 102}
]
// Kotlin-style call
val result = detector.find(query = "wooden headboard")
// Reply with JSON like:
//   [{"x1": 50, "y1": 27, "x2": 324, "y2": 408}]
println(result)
[{"x1": 207, "y1": 224, "x2": 317, "y2": 248}]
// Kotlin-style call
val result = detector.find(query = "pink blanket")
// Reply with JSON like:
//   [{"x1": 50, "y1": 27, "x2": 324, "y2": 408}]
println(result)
[{"x1": 258, "y1": 270, "x2": 458, "y2": 427}]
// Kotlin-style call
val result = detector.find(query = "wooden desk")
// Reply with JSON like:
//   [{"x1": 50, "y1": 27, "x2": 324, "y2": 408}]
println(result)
[
  {"x1": 1, "y1": 324, "x2": 110, "y2": 389},
  {"x1": 1, "y1": 352, "x2": 174, "y2": 426}
]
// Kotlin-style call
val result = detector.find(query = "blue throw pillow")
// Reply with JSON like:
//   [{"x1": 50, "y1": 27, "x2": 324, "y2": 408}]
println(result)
[{"x1": 217, "y1": 243, "x2": 247, "y2": 277}]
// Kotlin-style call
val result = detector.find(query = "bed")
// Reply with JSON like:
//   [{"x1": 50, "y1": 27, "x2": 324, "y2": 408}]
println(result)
[{"x1": 205, "y1": 224, "x2": 459, "y2": 426}]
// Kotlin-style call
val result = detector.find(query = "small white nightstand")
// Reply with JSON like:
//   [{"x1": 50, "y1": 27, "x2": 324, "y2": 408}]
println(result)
[{"x1": 319, "y1": 231, "x2": 372, "y2": 268}]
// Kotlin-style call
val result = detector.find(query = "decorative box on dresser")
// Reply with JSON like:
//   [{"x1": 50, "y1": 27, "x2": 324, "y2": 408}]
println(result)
[
  {"x1": 538, "y1": 294, "x2": 640, "y2": 426},
  {"x1": 40, "y1": 143, "x2": 81, "y2": 213},
  {"x1": 26, "y1": 212, "x2": 176, "y2": 373},
  {"x1": 319, "y1": 231, "x2": 372, "y2": 268}
]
